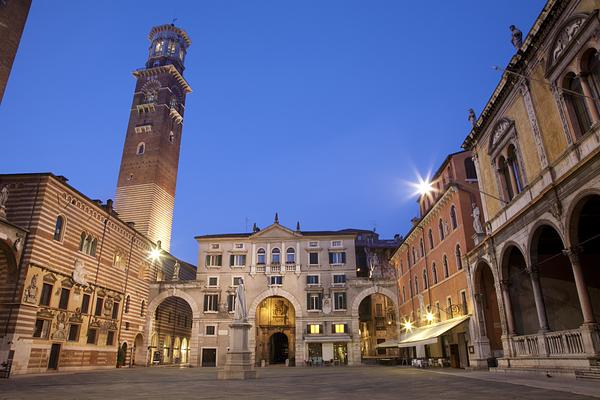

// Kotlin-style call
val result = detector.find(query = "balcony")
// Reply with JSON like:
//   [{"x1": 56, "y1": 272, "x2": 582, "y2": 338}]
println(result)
[{"x1": 510, "y1": 328, "x2": 593, "y2": 358}]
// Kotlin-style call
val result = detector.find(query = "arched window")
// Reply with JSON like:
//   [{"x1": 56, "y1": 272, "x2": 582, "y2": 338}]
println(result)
[
  {"x1": 53, "y1": 215, "x2": 65, "y2": 241},
  {"x1": 141, "y1": 300, "x2": 145, "y2": 317},
  {"x1": 286, "y1": 247, "x2": 295, "y2": 264},
  {"x1": 450, "y1": 206, "x2": 458, "y2": 230},
  {"x1": 443, "y1": 255, "x2": 449, "y2": 278},
  {"x1": 423, "y1": 269, "x2": 428, "y2": 289},
  {"x1": 497, "y1": 155, "x2": 514, "y2": 201},
  {"x1": 564, "y1": 72, "x2": 592, "y2": 138},
  {"x1": 125, "y1": 295, "x2": 130, "y2": 313},
  {"x1": 464, "y1": 157, "x2": 477, "y2": 180},
  {"x1": 432, "y1": 263, "x2": 438, "y2": 284},
  {"x1": 585, "y1": 49, "x2": 600, "y2": 113},
  {"x1": 438, "y1": 219, "x2": 445, "y2": 241},
  {"x1": 507, "y1": 144, "x2": 523, "y2": 194},
  {"x1": 90, "y1": 238, "x2": 98, "y2": 257},
  {"x1": 402, "y1": 286, "x2": 406, "y2": 303},
  {"x1": 407, "y1": 253, "x2": 411, "y2": 267},
  {"x1": 455, "y1": 245, "x2": 463, "y2": 270},
  {"x1": 428, "y1": 229, "x2": 434, "y2": 249},
  {"x1": 79, "y1": 232, "x2": 87, "y2": 251},
  {"x1": 137, "y1": 142, "x2": 145, "y2": 155},
  {"x1": 414, "y1": 276, "x2": 419, "y2": 293},
  {"x1": 271, "y1": 248, "x2": 281, "y2": 264},
  {"x1": 419, "y1": 238, "x2": 425, "y2": 257},
  {"x1": 256, "y1": 248, "x2": 266, "y2": 264},
  {"x1": 409, "y1": 280, "x2": 414, "y2": 297},
  {"x1": 412, "y1": 247, "x2": 416, "y2": 263}
]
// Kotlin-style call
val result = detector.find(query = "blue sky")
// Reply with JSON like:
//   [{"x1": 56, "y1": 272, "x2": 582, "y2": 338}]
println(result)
[{"x1": 1, "y1": 1, "x2": 545, "y2": 264}]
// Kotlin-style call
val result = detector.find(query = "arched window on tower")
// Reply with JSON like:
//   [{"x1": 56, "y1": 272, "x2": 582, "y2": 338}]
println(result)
[
  {"x1": 428, "y1": 229, "x2": 434, "y2": 249},
  {"x1": 450, "y1": 206, "x2": 458, "y2": 230},
  {"x1": 53, "y1": 215, "x2": 65, "y2": 241},
  {"x1": 419, "y1": 238, "x2": 425, "y2": 257},
  {"x1": 443, "y1": 255, "x2": 449, "y2": 278},
  {"x1": 455, "y1": 244, "x2": 463, "y2": 270},
  {"x1": 414, "y1": 276, "x2": 419, "y2": 293},
  {"x1": 137, "y1": 142, "x2": 145, "y2": 155},
  {"x1": 432, "y1": 263, "x2": 438, "y2": 284},
  {"x1": 464, "y1": 157, "x2": 477, "y2": 180},
  {"x1": 438, "y1": 219, "x2": 445, "y2": 241},
  {"x1": 423, "y1": 269, "x2": 428, "y2": 289}
]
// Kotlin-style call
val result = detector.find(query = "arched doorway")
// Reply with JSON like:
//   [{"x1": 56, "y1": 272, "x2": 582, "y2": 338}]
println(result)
[
  {"x1": 133, "y1": 334, "x2": 144, "y2": 366},
  {"x1": 531, "y1": 225, "x2": 580, "y2": 330},
  {"x1": 502, "y1": 246, "x2": 537, "y2": 334},
  {"x1": 570, "y1": 195, "x2": 600, "y2": 323},
  {"x1": 358, "y1": 293, "x2": 397, "y2": 358},
  {"x1": 180, "y1": 338, "x2": 189, "y2": 364},
  {"x1": 151, "y1": 296, "x2": 193, "y2": 365},
  {"x1": 0, "y1": 240, "x2": 17, "y2": 339},
  {"x1": 255, "y1": 296, "x2": 295, "y2": 366},
  {"x1": 475, "y1": 262, "x2": 502, "y2": 355},
  {"x1": 269, "y1": 332, "x2": 289, "y2": 364},
  {"x1": 120, "y1": 342, "x2": 128, "y2": 367}
]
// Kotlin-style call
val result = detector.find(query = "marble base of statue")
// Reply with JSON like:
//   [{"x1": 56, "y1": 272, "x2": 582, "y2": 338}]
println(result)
[{"x1": 217, "y1": 321, "x2": 256, "y2": 380}]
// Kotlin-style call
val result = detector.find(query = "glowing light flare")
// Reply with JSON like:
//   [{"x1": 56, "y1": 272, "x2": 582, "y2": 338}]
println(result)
[
  {"x1": 408, "y1": 172, "x2": 436, "y2": 200},
  {"x1": 149, "y1": 247, "x2": 162, "y2": 261},
  {"x1": 425, "y1": 311, "x2": 435, "y2": 323},
  {"x1": 402, "y1": 319, "x2": 413, "y2": 332}
]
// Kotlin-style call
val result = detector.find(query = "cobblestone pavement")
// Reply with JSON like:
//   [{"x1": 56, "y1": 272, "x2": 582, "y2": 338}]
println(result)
[{"x1": 1, "y1": 366, "x2": 598, "y2": 400}]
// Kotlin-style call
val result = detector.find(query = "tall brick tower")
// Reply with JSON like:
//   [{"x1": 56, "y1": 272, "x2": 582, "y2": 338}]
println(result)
[{"x1": 115, "y1": 24, "x2": 192, "y2": 252}]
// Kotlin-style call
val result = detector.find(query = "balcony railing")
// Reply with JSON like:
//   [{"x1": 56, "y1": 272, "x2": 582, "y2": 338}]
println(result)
[
  {"x1": 513, "y1": 334, "x2": 539, "y2": 357},
  {"x1": 511, "y1": 328, "x2": 587, "y2": 357}
]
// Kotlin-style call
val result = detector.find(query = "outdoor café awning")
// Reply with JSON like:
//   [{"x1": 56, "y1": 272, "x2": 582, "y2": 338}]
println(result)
[
  {"x1": 396, "y1": 315, "x2": 469, "y2": 348},
  {"x1": 376, "y1": 339, "x2": 400, "y2": 348}
]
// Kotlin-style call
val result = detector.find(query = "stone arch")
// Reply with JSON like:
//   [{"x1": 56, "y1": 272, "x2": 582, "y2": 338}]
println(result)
[
  {"x1": 472, "y1": 260, "x2": 503, "y2": 353},
  {"x1": 528, "y1": 218, "x2": 567, "y2": 265},
  {"x1": 497, "y1": 239, "x2": 527, "y2": 279},
  {"x1": 565, "y1": 187, "x2": 600, "y2": 247},
  {"x1": 351, "y1": 286, "x2": 398, "y2": 319},
  {"x1": 133, "y1": 333, "x2": 145, "y2": 366},
  {"x1": 248, "y1": 287, "x2": 303, "y2": 319},
  {"x1": 147, "y1": 287, "x2": 200, "y2": 317},
  {"x1": 0, "y1": 239, "x2": 18, "y2": 283}
]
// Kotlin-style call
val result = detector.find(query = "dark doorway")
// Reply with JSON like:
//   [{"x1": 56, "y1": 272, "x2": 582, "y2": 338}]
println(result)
[
  {"x1": 48, "y1": 343, "x2": 61, "y2": 370},
  {"x1": 478, "y1": 263, "x2": 503, "y2": 350},
  {"x1": 269, "y1": 332, "x2": 289, "y2": 364},
  {"x1": 201, "y1": 348, "x2": 216, "y2": 367},
  {"x1": 449, "y1": 344, "x2": 460, "y2": 368}
]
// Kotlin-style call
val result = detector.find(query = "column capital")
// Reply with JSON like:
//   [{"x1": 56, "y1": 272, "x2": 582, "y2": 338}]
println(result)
[
  {"x1": 499, "y1": 279, "x2": 511, "y2": 290},
  {"x1": 562, "y1": 246, "x2": 583, "y2": 264}
]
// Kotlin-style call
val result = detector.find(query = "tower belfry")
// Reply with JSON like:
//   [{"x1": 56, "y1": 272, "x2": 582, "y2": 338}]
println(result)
[{"x1": 114, "y1": 24, "x2": 192, "y2": 251}]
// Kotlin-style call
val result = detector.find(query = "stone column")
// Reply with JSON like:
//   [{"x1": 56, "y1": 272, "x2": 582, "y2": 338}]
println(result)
[
  {"x1": 500, "y1": 280, "x2": 516, "y2": 335},
  {"x1": 188, "y1": 318, "x2": 201, "y2": 367},
  {"x1": 563, "y1": 248, "x2": 595, "y2": 324},
  {"x1": 579, "y1": 74, "x2": 600, "y2": 123},
  {"x1": 528, "y1": 267, "x2": 549, "y2": 332}
]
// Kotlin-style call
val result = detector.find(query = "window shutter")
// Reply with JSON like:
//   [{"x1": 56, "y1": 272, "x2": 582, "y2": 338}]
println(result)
[
  {"x1": 329, "y1": 252, "x2": 334, "y2": 264},
  {"x1": 318, "y1": 293, "x2": 323, "y2": 309},
  {"x1": 319, "y1": 324, "x2": 323, "y2": 334},
  {"x1": 307, "y1": 293, "x2": 311, "y2": 309},
  {"x1": 203, "y1": 295, "x2": 208, "y2": 312},
  {"x1": 344, "y1": 323, "x2": 348, "y2": 333},
  {"x1": 217, "y1": 255, "x2": 222, "y2": 265},
  {"x1": 205, "y1": 255, "x2": 209, "y2": 266},
  {"x1": 341, "y1": 252, "x2": 346, "y2": 264},
  {"x1": 230, "y1": 255, "x2": 234, "y2": 266},
  {"x1": 331, "y1": 324, "x2": 335, "y2": 334},
  {"x1": 306, "y1": 324, "x2": 310, "y2": 334}
]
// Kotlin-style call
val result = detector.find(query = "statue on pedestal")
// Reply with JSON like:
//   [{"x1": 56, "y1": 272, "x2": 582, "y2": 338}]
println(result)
[
  {"x1": 510, "y1": 25, "x2": 523, "y2": 50},
  {"x1": 234, "y1": 278, "x2": 248, "y2": 322}
]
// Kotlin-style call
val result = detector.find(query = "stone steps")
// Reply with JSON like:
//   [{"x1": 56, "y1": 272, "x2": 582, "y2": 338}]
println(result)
[{"x1": 575, "y1": 367, "x2": 600, "y2": 380}]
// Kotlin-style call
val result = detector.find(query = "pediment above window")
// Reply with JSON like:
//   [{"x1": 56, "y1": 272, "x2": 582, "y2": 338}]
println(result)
[
  {"x1": 250, "y1": 224, "x2": 301, "y2": 239},
  {"x1": 488, "y1": 118, "x2": 516, "y2": 157},
  {"x1": 546, "y1": 13, "x2": 595, "y2": 76}
]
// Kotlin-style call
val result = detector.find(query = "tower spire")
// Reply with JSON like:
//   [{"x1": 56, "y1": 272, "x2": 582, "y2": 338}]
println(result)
[{"x1": 274, "y1": 212, "x2": 279, "y2": 224}]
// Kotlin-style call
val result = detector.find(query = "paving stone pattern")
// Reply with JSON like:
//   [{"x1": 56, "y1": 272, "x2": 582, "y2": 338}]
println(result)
[{"x1": 0, "y1": 366, "x2": 597, "y2": 400}]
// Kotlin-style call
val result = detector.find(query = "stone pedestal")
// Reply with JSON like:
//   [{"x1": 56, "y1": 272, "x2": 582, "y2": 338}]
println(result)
[{"x1": 217, "y1": 322, "x2": 257, "y2": 380}]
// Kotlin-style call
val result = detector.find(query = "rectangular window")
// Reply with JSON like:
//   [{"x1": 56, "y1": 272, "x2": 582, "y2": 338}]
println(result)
[
  {"x1": 81, "y1": 294, "x2": 90, "y2": 314},
  {"x1": 33, "y1": 319, "x2": 49, "y2": 339},
  {"x1": 234, "y1": 243, "x2": 244, "y2": 249},
  {"x1": 331, "y1": 240, "x2": 342, "y2": 248},
  {"x1": 460, "y1": 290, "x2": 468, "y2": 314},
  {"x1": 87, "y1": 328, "x2": 97, "y2": 344},
  {"x1": 309, "y1": 252, "x2": 319, "y2": 265},
  {"x1": 40, "y1": 283, "x2": 53, "y2": 306},
  {"x1": 112, "y1": 302, "x2": 120, "y2": 319},
  {"x1": 308, "y1": 241, "x2": 318, "y2": 248},
  {"x1": 204, "y1": 294, "x2": 219, "y2": 312},
  {"x1": 67, "y1": 324, "x2": 80, "y2": 342},
  {"x1": 269, "y1": 275, "x2": 283, "y2": 286},
  {"x1": 210, "y1": 244, "x2": 220, "y2": 250},
  {"x1": 334, "y1": 292, "x2": 347, "y2": 310},
  {"x1": 95, "y1": 298, "x2": 104, "y2": 316},
  {"x1": 328, "y1": 252, "x2": 346, "y2": 265},
  {"x1": 307, "y1": 293, "x2": 322, "y2": 311},
  {"x1": 333, "y1": 274, "x2": 346, "y2": 284},
  {"x1": 106, "y1": 331, "x2": 115, "y2": 346},
  {"x1": 229, "y1": 254, "x2": 246, "y2": 267},
  {"x1": 208, "y1": 276, "x2": 219, "y2": 287},
  {"x1": 227, "y1": 294, "x2": 236, "y2": 313},
  {"x1": 232, "y1": 276, "x2": 243, "y2": 286},
  {"x1": 375, "y1": 303, "x2": 383, "y2": 317},
  {"x1": 333, "y1": 323, "x2": 348, "y2": 334},
  {"x1": 205, "y1": 254, "x2": 222, "y2": 267},
  {"x1": 308, "y1": 324, "x2": 322, "y2": 334},
  {"x1": 306, "y1": 275, "x2": 319, "y2": 285},
  {"x1": 58, "y1": 288, "x2": 70, "y2": 310},
  {"x1": 205, "y1": 325, "x2": 216, "y2": 336}
]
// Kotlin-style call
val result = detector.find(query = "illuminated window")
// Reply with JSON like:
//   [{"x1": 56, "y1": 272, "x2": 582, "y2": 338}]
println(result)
[
  {"x1": 308, "y1": 324, "x2": 322, "y2": 334},
  {"x1": 333, "y1": 323, "x2": 347, "y2": 334},
  {"x1": 167, "y1": 40, "x2": 177, "y2": 55},
  {"x1": 154, "y1": 40, "x2": 164, "y2": 54}
]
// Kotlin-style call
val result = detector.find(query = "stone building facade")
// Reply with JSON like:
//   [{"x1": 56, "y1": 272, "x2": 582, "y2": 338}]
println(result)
[
  {"x1": 146, "y1": 220, "x2": 400, "y2": 367},
  {"x1": 0, "y1": 173, "x2": 194, "y2": 375},
  {"x1": 462, "y1": 0, "x2": 600, "y2": 373},
  {"x1": 0, "y1": 0, "x2": 31, "y2": 104},
  {"x1": 390, "y1": 151, "x2": 483, "y2": 368},
  {"x1": 115, "y1": 24, "x2": 192, "y2": 252}
]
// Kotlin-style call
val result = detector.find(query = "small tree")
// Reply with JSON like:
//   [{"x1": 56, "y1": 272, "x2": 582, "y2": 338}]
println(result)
[{"x1": 117, "y1": 346, "x2": 126, "y2": 367}]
